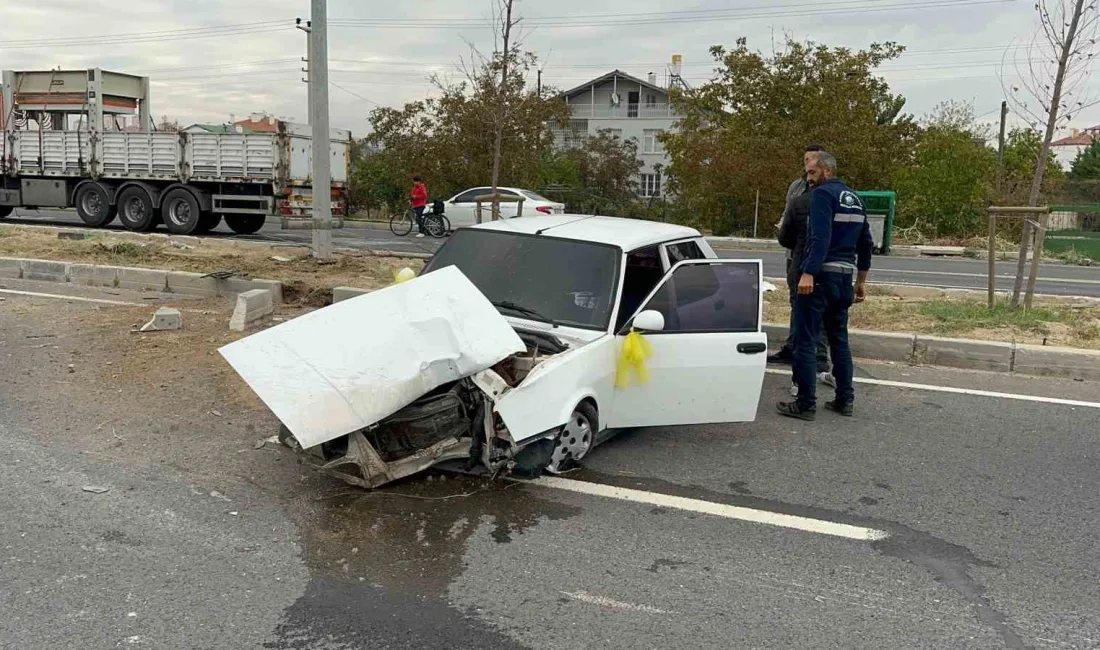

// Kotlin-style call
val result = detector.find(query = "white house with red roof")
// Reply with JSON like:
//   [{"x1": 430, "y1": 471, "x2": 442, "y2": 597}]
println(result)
[{"x1": 1050, "y1": 126, "x2": 1100, "y2": 168}]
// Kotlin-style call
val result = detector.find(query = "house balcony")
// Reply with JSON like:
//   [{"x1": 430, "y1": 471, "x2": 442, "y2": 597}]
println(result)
[{"x1": 567, "y1": 103, "x2": 678, "y2": 119}]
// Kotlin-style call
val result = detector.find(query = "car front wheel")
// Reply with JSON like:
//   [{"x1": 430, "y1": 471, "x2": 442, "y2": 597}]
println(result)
[{"x1": 546, "y1": 402, "x2": 597, "y2": 474}]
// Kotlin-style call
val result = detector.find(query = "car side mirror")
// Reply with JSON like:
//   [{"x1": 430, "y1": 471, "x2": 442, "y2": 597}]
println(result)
[{"x1": 632, "y1": 310, "x2": 665, "y2": 332}]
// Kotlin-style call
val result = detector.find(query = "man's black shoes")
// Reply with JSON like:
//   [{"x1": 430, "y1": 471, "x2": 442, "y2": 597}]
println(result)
[
  {"x1": 776, "y1": 401, "x2": 816, "y2": 421},
  {"x1": 824, "y1": 400, "x2": 854, "y2": 417},
  {"x1": 767, "y1": 349, "x2": 794, "y2": 364}
]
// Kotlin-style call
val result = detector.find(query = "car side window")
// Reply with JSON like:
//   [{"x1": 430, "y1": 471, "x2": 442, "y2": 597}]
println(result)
[
  {"x1": 452, "y1": 189, "x2": 484, "y2": 203},
  {"x1": 665, "y1": 240, "x2": 705, "y2": 266},
  {"x1": 615, "y1": 246, "x2": 666, "y2": 331},
  {"x1": 641, "y1": 262, "x2": 759, "y2": 333}
]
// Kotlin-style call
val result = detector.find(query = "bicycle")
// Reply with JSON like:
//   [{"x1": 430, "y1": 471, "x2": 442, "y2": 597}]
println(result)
[{"x1": 390, "y1": 202, "x2": 450, "y2": 238}]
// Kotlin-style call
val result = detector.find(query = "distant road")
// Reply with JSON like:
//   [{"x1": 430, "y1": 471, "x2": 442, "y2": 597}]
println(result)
[{"x1": 8, "y1": 208, "x2": 1100, "y2": 298}]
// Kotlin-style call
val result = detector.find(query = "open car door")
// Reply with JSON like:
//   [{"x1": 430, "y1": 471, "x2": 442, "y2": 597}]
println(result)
[{"x1": 608, "y1": 259, "x2": 768, "y2": 429}]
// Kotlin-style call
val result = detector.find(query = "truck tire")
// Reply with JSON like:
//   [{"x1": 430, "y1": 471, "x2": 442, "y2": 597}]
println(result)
[
  {"x1": 224, "y1": 214, "x2": 265, "y2": 235},
  {"x1": 161, "y1": 188, "x2": 202, "y2": 235},
  {"x1": 195, "y1": 212, "x2": 222, "y2": 234},
  {"x1": 74, "y1": 183, "x2": 116, "y2": 227},
  {"x1": 0, "y1": 206, "x2": 12, "y2": 219},
  {"x1": 117, "y1": 186, "x2": 158, "y2": 232}
]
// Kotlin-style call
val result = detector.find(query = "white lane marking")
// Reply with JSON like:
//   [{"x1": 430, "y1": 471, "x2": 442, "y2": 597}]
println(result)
[
  {"x1": 561, "y1": 591, "x2": 670, "y2": 614},
  {"x1": 0, "y1": 288, "x2": 144, "y2": 306},
  {"x1": 765, "y1": 368, "x2": 1100, "y2": 409},
  {"x1": 529, "y1": 476, "x2": 888, "y2": 542}
]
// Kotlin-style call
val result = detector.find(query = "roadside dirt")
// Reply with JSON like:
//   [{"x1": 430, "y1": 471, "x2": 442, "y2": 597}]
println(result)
[{"x1": 0, "y1": 225, "x2": 424, "y2": 305}]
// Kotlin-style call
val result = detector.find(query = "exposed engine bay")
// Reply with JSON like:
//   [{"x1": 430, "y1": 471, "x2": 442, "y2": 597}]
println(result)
[{"x1": 306, "y1": 332, "x2": 568, "y2": 488}]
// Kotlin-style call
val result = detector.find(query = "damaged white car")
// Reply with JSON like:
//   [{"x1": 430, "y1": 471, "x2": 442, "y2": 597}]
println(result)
[{"x1": 220, "y1": 215, "x2": 769, "y2": 488}]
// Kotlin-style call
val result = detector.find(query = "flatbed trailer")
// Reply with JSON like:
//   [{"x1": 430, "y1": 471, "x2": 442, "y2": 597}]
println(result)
[{"x1": 0, "y1": 67, "x2": 349, "y2": 235}]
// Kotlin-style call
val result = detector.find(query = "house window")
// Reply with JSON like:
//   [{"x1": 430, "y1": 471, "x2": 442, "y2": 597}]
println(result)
[
  {"x1": 645, "y1": 93, "x2": 658, "y2": 108},
  {"x1": 640, "y1": 172, "x2": 662, "y2": 198},
  {"x1": 643, "y1": 130, "x2": 665, "y2": 154}
]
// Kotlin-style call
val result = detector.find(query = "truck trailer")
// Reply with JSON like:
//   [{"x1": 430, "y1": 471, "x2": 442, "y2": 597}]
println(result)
[{"x1": 0, "y1": 68, "x2": 349, "y2": 235}]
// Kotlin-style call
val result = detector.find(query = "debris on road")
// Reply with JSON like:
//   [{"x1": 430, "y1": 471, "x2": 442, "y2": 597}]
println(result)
[
  {"x1": 139, "y1": 308, "x2": 182, "y2": 333},
  {"x1": 209, "y1": 410, "x2": 222, "y2": 417},
  {"x1": 201, "y1": 270, "x2": 240, "y2": 280},
  {"x1": 81, "y1": 485, "x2": 110, "y2": 494},
  {"x1": 209, "y1": 490, "x2": 231, "y2": 502},
  {"x1": 271, "y1": 256, "x2": 293, "y2": 263},
  {"x1": 228, "y1": 289, "x2": 273, "y2": 332},
  {"x1": 57, "y1": 231, "x2": 88, "y2": 241}
]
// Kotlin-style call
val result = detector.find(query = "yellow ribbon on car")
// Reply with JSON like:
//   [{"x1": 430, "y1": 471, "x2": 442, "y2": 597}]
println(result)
[
  {"x1": 391, "y1": 267, "x2": 416, "y2": 285},
  {"x1": 615, "y1": 329, "x2": 653, "y2": 389}
]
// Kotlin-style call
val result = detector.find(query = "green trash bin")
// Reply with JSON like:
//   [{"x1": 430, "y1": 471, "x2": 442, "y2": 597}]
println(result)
[{"x1": 857, "y1": 191, "x2": 896, "y2": 254}]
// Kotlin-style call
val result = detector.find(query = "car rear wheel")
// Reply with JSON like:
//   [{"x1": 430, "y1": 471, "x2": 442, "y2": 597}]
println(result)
[
  {"x1": 0, "y1": 206, "x2": 13, "y2": 219},
  {"x1": 546, "y1": 402, "x2": 597, "y2": 474},
  {"x1": 195, "y1": 212, "x2": 222, "y2": 234}
]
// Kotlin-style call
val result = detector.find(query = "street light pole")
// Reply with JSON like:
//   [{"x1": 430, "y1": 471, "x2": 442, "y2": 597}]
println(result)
[
  {"x1": 296, "y1": 18, "x2": 313, "y2": 127},
  {"x1": 308, "y1": 1, "x2": 332, "y2": 259}
]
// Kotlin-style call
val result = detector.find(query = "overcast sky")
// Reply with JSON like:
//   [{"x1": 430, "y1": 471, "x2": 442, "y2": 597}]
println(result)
[{"x1": 3, "y1": 0, "x2": 1095, "y2": 137}]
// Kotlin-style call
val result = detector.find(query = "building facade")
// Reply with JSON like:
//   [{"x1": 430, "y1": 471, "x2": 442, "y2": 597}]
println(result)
[{"x1": 550, "y1": 70, "x2": 680, "y2": 198}]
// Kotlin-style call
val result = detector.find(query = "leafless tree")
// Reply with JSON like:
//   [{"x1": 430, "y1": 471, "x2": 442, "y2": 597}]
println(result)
[{"x1": 1001, "y1": 0, "x2": 1100, "y2": 309}]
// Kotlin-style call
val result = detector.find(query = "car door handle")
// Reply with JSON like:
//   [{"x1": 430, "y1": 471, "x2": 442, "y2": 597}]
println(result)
[{"x1": 737, "y1": 342, "x2": 767, "y2": 355}]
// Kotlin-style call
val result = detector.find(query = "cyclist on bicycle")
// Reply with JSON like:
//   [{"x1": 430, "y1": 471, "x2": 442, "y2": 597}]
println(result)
[{"x1": 410, "y1": 175, "x2": 428, "y2": 237}]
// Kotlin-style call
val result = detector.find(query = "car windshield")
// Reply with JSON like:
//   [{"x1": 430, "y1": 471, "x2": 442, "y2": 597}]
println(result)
[
  {"x1": 424, "y1": 229, "x2": 620, "y2": 331},
  {"x1": 519, "y1": 189, "x2": 550, "y2": 202}
]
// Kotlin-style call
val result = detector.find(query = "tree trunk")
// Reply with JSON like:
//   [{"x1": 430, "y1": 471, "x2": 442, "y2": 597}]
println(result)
[
  {"x1": 489, "y1": 0, "x2": 514, "y2": 221},
  {"x1": 1010, "y1": 0, "x2": 1085, "y2": 309}
]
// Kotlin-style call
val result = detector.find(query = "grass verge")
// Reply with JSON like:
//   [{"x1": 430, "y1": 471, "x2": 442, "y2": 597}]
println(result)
[{"x1": 764, "y1": 285, "x2": 1100, "y2": 350}]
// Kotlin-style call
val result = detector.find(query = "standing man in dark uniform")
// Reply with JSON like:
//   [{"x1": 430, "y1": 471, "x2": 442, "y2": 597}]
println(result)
[
  {"x1": 768, "y1": 145, "x2": 830, "y2": 387},
  {"x1": 778, "y1": 151, "x2": 873, "y2": 421}
]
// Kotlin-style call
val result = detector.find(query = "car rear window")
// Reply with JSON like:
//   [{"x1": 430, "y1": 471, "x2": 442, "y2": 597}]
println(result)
[{"x1": 519, "y1": 189, "x2": 550, "y2": 202}]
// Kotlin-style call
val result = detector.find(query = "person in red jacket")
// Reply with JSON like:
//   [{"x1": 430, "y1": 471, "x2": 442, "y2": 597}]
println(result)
[{"x1": 410, "y1": 176, "x2": 429, "y2": 236}]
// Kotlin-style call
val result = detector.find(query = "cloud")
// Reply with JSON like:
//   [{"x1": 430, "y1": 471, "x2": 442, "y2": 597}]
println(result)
[{"x1": 2, "y1": 0, "x2": 1091, "y2": 136}]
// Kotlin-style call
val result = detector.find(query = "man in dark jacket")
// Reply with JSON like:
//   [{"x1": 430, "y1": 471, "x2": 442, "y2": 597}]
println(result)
[
  {"x1": 778, "y1": 151, "x2": 873, "y2": 421},
  {"x1": 768, "y1": 146, "x2": 829, "y2": 379}
]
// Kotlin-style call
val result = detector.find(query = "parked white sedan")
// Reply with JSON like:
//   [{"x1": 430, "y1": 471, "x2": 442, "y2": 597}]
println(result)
[
  {"x1": 220, "y1": 215, "x2": 768, "y2": 488},
  {"x1": 441, "y1": 186, "x2": 565, "y2": 228}
]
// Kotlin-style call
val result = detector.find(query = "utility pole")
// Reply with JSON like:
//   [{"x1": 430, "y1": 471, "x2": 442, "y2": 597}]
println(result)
[
  {"x1": 308, "y1": 0, "x2": 332, "y2": 259},
  {"x1": 296, "y1": 18, "x2": 313, "y2": 127},
  {"x1": 536, "y1": 69, "x2": 541, "y2": 97},
  {"x1": 996, "y1": 100, "x2": 1008, "y2": 194}
]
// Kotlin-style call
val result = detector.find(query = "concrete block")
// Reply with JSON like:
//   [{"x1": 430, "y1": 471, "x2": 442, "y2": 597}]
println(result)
[
  {"x1": 914, "y1": 335, "x2": 1014, "y2": 372},
  {"x1": 220, "y1": 277, "x2": 284, "y2": 303},
  {"x1": 1013, "y1": 344, "x2": 1100, "y2": 382},
  {"x1": 0, "y1": 257, "x2": 23, "y2": 279},
  {"x1": 21, "y1": 258, "x2": 70, "y2": 282},
  {"x1": 229, "y1": 289, "x2": 275, "y2": 332},
  {"x1": 168, "y1": 236, "x2": 201, "y2": 248},
  {"x1": 57, "y1": 231, "x2": 88, "y2": 241},
  {"x1": 117, "y1": 266, "x2": 168, "y2": 292},
  {"x1": 332, "y1": 286, "x2": 372, "y2": 303},
  {"x1": 848, "y1": 329, "x2": 916, "y2": 363},
  {"x1": 140, "y1": 307, "x2": 182, "y2": 332},
  {"x1": 69, "y1": 264, "x2": 120, "y2": 288},
  {"x1": 166, "y1": 271, "x2": 221, "y2": 298}
]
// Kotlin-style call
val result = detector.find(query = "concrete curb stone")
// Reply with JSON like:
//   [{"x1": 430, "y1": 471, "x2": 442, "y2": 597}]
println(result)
[
  {"x1": 165, "y1": 271, "x2": 222, "y2": 298},
  {"x1": 20, "y1": 259, "x2": 70, "y2": 282},
  {"x1": 229, "y1": 289, "x2": 275, "y2": 331},
  {"x1": 1013, "y1": 344, "x2": 1100, "y2": 383},
  {"x1": 70, "y1": 264, "x2": 121, "y2": 288},
  {"x1": 0, "y1": 257, "x2": 24, "y2": 279},
  {"x1": 117, "y1": 267, "x2": 168, "y2": 292},
  {"x1": 913, "y1": 335, "x2": 1015, "y2": 373},
  {"x1": 332, "y1": 286, "x2": 372, "y2": 303}
]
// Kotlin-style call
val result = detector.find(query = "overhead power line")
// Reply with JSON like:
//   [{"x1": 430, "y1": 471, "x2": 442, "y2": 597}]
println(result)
[
  {"x1": 0, "y1": 21, "x2": 291, "y2": 50},
  {"x1": 330, "y1": 0, "x2": 1014, "y2": 29}
]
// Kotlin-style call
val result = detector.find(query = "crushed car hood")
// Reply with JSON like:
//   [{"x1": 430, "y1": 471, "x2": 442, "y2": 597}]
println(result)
[{"x1": 219, "y1": 265, "x2": 526, "y2": 450}]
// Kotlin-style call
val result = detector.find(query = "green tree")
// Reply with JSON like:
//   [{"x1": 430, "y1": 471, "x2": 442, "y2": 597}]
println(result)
[
  {"x1": 662, "y1": 37, "x2": 919, "y2": 233},
  {"x1": 363, "y1": 51, "x2": 571, "y2": 211},
  {"x1": 1069, "y1": 140, "x2": 1100, "y2": 179},
  {"x1": 347, "y1": 140, "x2": 403, "y2": 218},
  {"x1": 1000, "y1": 128, "x2": 1065, "y2": 206},
  {"x1": 894, "y1": 101, "x2": 996, "y2": 238}
]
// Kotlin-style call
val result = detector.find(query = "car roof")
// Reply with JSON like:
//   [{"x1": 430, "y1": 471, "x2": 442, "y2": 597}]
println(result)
[{"x1": 469, "y1": 214, "x2": 703, "y2": 251}]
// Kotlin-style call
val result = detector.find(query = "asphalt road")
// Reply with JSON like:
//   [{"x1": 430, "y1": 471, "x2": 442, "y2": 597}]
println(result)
[
  {"x1": 2, "y1": 283, "x2": 1099, "y2": 648},
  {"x1": 7, "y1": 208, "x2": 1100, "y2": 298}
]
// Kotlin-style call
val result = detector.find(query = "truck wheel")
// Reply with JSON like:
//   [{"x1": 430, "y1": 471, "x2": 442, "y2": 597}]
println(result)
[
  {"x1": 117, "y1": 186, "x2": 158, "y2": 232},
  {"x1": 224, "y1": 215, "x2": 265, "y2": 235},
  {"x1": 74, "y1": 183, "x2": 116, "y2": 227},
  {"x1": 0, "y1": 206, "x2": 12, "y2": 219},
  {"x1": 162, "y1": 188, "x2": 202, "y2": 235},
  {"x1": 195, "y1": 212, "x2": 222, "y2": 234}
]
